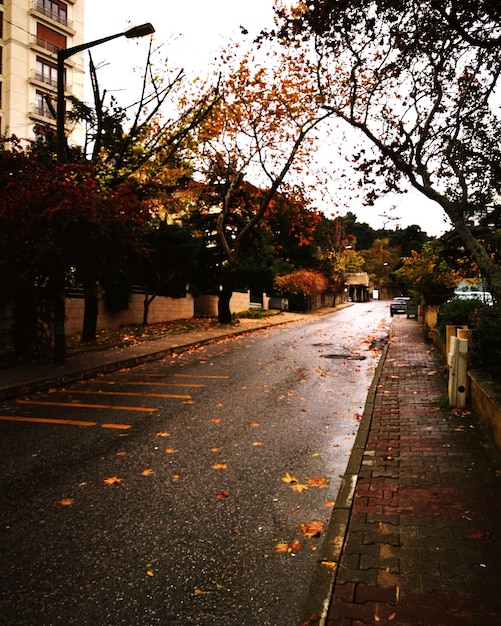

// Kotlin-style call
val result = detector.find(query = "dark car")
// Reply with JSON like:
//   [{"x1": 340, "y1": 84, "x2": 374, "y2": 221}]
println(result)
[{"x1": 390, "y1": 296, "x2": 409, "y2": 316}]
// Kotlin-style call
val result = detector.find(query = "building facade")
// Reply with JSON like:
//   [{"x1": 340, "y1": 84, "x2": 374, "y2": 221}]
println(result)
[{"x1": 0, "y1": 0, "x2": 84, "y2": 144}]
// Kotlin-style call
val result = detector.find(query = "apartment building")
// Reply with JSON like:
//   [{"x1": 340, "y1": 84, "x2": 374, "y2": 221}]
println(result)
[{"x1": 0, "y1": 0, "x2": 84, "y2": 144}]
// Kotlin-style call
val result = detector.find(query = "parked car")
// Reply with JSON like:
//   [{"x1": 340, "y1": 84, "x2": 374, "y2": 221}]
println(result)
[{"x1": 390, "y1": 296, "x2": 409, "y2": 316}]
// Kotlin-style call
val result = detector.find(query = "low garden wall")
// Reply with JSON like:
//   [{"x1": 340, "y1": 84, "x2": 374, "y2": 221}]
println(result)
[
  {"x1": 65, "y1": 293, "x2": 194, "y2": 335},
  {"x1": 194, "y1": 290, "x2": 253, "y2": 317}
]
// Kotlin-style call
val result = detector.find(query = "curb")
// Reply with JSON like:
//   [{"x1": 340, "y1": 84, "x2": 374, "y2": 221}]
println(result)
[
  {"x1": 0, "y1": 311, "x2": 334, "y2": 402},
  {"x1": 298, "y1": 337, "x2": 390, "y2": 625}
]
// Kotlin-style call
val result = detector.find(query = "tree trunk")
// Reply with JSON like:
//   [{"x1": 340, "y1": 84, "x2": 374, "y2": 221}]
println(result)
[
  {"x1": 142, "y1": 293, "x2": 156, "y2": 326},
  {"x1": 218, "y1": 271, "x2": 235, "y2": 324},
  {"x1": 81, "y1": 276, "x2": 99, "y2": 343}
]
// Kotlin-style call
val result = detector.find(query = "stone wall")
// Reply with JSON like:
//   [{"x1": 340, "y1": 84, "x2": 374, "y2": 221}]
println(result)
[{"x1": 65, "y1": 293, "x2": 194, "y2": 335}]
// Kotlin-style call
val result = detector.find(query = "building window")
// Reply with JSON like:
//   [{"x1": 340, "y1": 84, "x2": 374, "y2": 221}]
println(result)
[
  {"x1": 36, "y1": 23, "x2": 66, "y2": 53},
  {"x1": 35, "y1": 56, "x2": 58, "y2": 88},
  {"x1": 36, "y1": 1, "x2": 68, "y2": 27},
  {"x1": 35, "y1": 90, "x2": 55, "y2": 118}
]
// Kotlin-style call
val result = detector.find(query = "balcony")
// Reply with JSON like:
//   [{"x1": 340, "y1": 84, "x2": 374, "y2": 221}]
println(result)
[
  {"x1": 31, "y1": 34, "x2": 61, "y2": 54},
  {"x1": 31, "y1": 100, "x2": 56, "y2": 121},
  {"x1": 32, "y1": 1, "x2": 72, "y2": 30},
  {"x1": 32, "y1": 69, "x2": 58, "y2": 90}
]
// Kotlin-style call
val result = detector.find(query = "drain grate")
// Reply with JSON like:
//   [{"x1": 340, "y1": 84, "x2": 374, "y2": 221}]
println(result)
[{"x1": 322, "y1": 354, "x2": 367, "y2": 360}]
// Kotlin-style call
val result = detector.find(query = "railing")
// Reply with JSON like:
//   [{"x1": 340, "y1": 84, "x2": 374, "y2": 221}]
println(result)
[
  {"x1": 32, "y1": 35, "x2": 61, "y2": 54},
  {"x1": 32, "y1": 101, "x2": 55, "y2": 119},
  {"x1": 32, "y1": 1, "x2": 72, "y2": 29},
  {"x1": 32, "y1": 69, "x2": 58, "y2": 89}
]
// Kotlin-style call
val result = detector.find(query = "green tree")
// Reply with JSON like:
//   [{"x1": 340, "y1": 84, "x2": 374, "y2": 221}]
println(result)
[{"x1": 394, "y1": 241, "x2": 459, "y2": 304}]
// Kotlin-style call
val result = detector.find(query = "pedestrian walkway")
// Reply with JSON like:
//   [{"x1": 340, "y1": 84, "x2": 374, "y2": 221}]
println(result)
[{"x1": 303, "y1": 316, "x2": 501, "y2": 626}]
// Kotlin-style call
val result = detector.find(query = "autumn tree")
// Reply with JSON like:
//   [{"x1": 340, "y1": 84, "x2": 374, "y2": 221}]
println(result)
[
  {"x1": 361, "y1": 238, "x2": 401, "y2": 294},
  {"x1": 395, "y1": 241, "x2": 460, "y2": 304},
  {"x1": 275, "y1": 268, "x2": 328, "y2": 310},
  {"x1": 193, "y1": 46, "x2": 334, "y2": 323},
  {"x1": 0, "y1": 141, "x2": 149, "y2": 362},
  {"x1": 273, "y1": 1, "x2": 501, "y2": 300}
]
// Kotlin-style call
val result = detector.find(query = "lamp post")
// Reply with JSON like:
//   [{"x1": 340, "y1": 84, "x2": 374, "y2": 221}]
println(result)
[
  {"x1": 53, "y1": 22, "x2": 155, "y2": 362},
  {"x1": 57, "y1": 22, "x2": 155, "y2": 162}
]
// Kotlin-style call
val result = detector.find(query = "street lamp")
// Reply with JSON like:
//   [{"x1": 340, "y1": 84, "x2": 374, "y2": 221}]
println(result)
[
  {"x1": 53, "y1": 23, "x2": 155, "y2": 362},
  {"x1": 56, "y1": 22, "x2": 155, "y2": 162}
]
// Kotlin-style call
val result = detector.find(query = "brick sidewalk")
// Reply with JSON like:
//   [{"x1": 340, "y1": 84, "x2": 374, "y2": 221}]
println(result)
[{"x1": 326, "y1": 317, "x2": 501, "y2": 626}]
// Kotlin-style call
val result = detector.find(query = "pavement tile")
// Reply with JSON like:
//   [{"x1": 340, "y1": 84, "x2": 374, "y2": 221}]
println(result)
[{"x1": 323, "y1": 317, "x2": 501, "y2": 626}]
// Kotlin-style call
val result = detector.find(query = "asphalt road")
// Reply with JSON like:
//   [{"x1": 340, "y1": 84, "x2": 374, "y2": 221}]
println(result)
[{"x1": 0, "y1": 301, "x2": 390, "y2": 625}]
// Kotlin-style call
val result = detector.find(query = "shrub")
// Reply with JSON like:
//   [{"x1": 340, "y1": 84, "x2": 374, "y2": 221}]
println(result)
[
  {"x1": 470, "y1": 305, "x2": 501, "y2": 380},
  {"x1": 436, "y1": 298, "x2": 486, "y2": 341}
]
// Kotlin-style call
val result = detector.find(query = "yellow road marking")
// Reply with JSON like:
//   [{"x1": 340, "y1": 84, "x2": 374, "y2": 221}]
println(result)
[
  {"x1": 16, "y1": 399, "x2": 157, "y2": 412},
  {"x1": 97, "y1": 381, "x2": 205, "y2": 388},
  {"x1": 0, "y1": 415, "x2": 131, "y2": 429},
  {"x1": 60, "y1": 389, "x2": 191, "y2": 400},
  {"x1": 172, "y1": 374, "x2": 230, "y2": 379}
]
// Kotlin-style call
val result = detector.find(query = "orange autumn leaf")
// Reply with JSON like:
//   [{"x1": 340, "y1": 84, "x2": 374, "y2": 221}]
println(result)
[
  {"x1": 250, "y1": 421, "x2": 260, "y2": 427},
  {"x1": 212, "y1": 418, "x2": 222, "y2": 424},
  {"x1": 282, "y1": 471, "x2": 298, "y2": 484},
  {"x1": 252, "y1": 441, "x2": 263, "y2": 447},
  {"x1": 325, "y1": 500, "x2": 335, "y2": 508},
  {"x1": 275, "y1": 540, "x2": 302, "y2": 553},
  {"x1": 307, "y1": 476, "x2": 329, "y2": 488},
  {"x1": 59, "y1": 498, "x2": 74, "y2": 506},
  {"x1": 165, "y1": 448, "x2": 178, "y2": 454},
  {"x1": 215, "y1": 490, "x2": 230, "y2": 499},
  {"x1": 211, "y1": 447, "x2": 220, "y2": 453},
  {"x1": 103, "y1": 476, "x2": 122, "y2": 485},
  {"x1": 156, "y1": 432, "x2": 170, "y2": 437},
  {"x1": 141, "y1": 469, "x2": 155, "y2": 476},
  {"x1": 291, "y1": 483, "x2": 309, "y2": 493},
  {"x1": 116, "y1": 451, "x2": 127, "y2": 456},
  {"x1": 300, "y1": 520, "x2": 324, "y2": 538},
  {"x1": 212, "y1": 463, "x2": 227, "y2": 470},
  {"x1": 172, "y1": 474, "x2": 180, "y2": 482}
]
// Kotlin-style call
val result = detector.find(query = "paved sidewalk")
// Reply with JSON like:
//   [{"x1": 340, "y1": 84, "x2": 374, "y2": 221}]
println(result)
[{"x1": 303, "y1": 316, "x2": 501, "y2": 626}]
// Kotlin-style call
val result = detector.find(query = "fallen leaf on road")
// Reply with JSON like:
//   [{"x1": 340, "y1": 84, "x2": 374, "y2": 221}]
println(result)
[
  {"x1": 250, "y1": 421, "x2": 260, "y2": 427},
  {"x1": 215, "y1": 490, "x2": 230, "y2": 499},
  {"x1": 59, "y1": 498, "x2": 74, "y2": 506},
  {"x1": 300, "y1": 521, "x2": 324, "y2": 538},
  {"x1": 141, "y1": 469, "x2": 155, "y2": 476},
  {"x1": 325, "y1": 500, "x2": 335, "y2": 508},
  {"x1": 291, "y1": 483, "x2": 309, "y2": 493},
  {"x1": 212, "y1": 463, "x2": 227, "y2": 470},
  {"x1": 212, "y1": 418, "x2": 222, "y2": 424},
  {"x1": 156, "y1": 432, "x2": 170, "y2": 437},
  {"x1": 116, "y1": 451, "x2": 127, "y2": 456},
  {"x1": 275, "y1": 541, "x2": 302, "y2": 553},
  {"x1": 307, "y1": 476, "x2": 329, "y2": 488},
  {"x1": 282, "y1": 472, "x2": 298, "y2": 484},
  {"x1": 165, "y1": 448, "x2": 178, "y2": 454},
  {"x1": 252, "y1": 441, "x2": 263, "y2": 447},
  {"x1": 172, "y1": 474, "x2": 180, "y2": 482},
  {"x1": 103, "y1": 476, "x2": 122, "y2": 485}
]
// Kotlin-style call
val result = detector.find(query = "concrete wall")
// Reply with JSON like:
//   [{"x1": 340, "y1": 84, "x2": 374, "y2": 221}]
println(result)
[
  {"x1": 65, "y1": 293, "x2": 194, "y2": 335},
  {"x1": 194, "y1": 291, "x2": 252, "y2": 317},
  {"x1": 468, "y1": 370, "x2": 501, "y2": 454}
]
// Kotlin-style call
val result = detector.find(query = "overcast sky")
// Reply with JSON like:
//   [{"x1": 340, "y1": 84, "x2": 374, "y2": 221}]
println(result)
[{"x1": 84, "y1": 0, "x2": 449, "y2": 236}]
